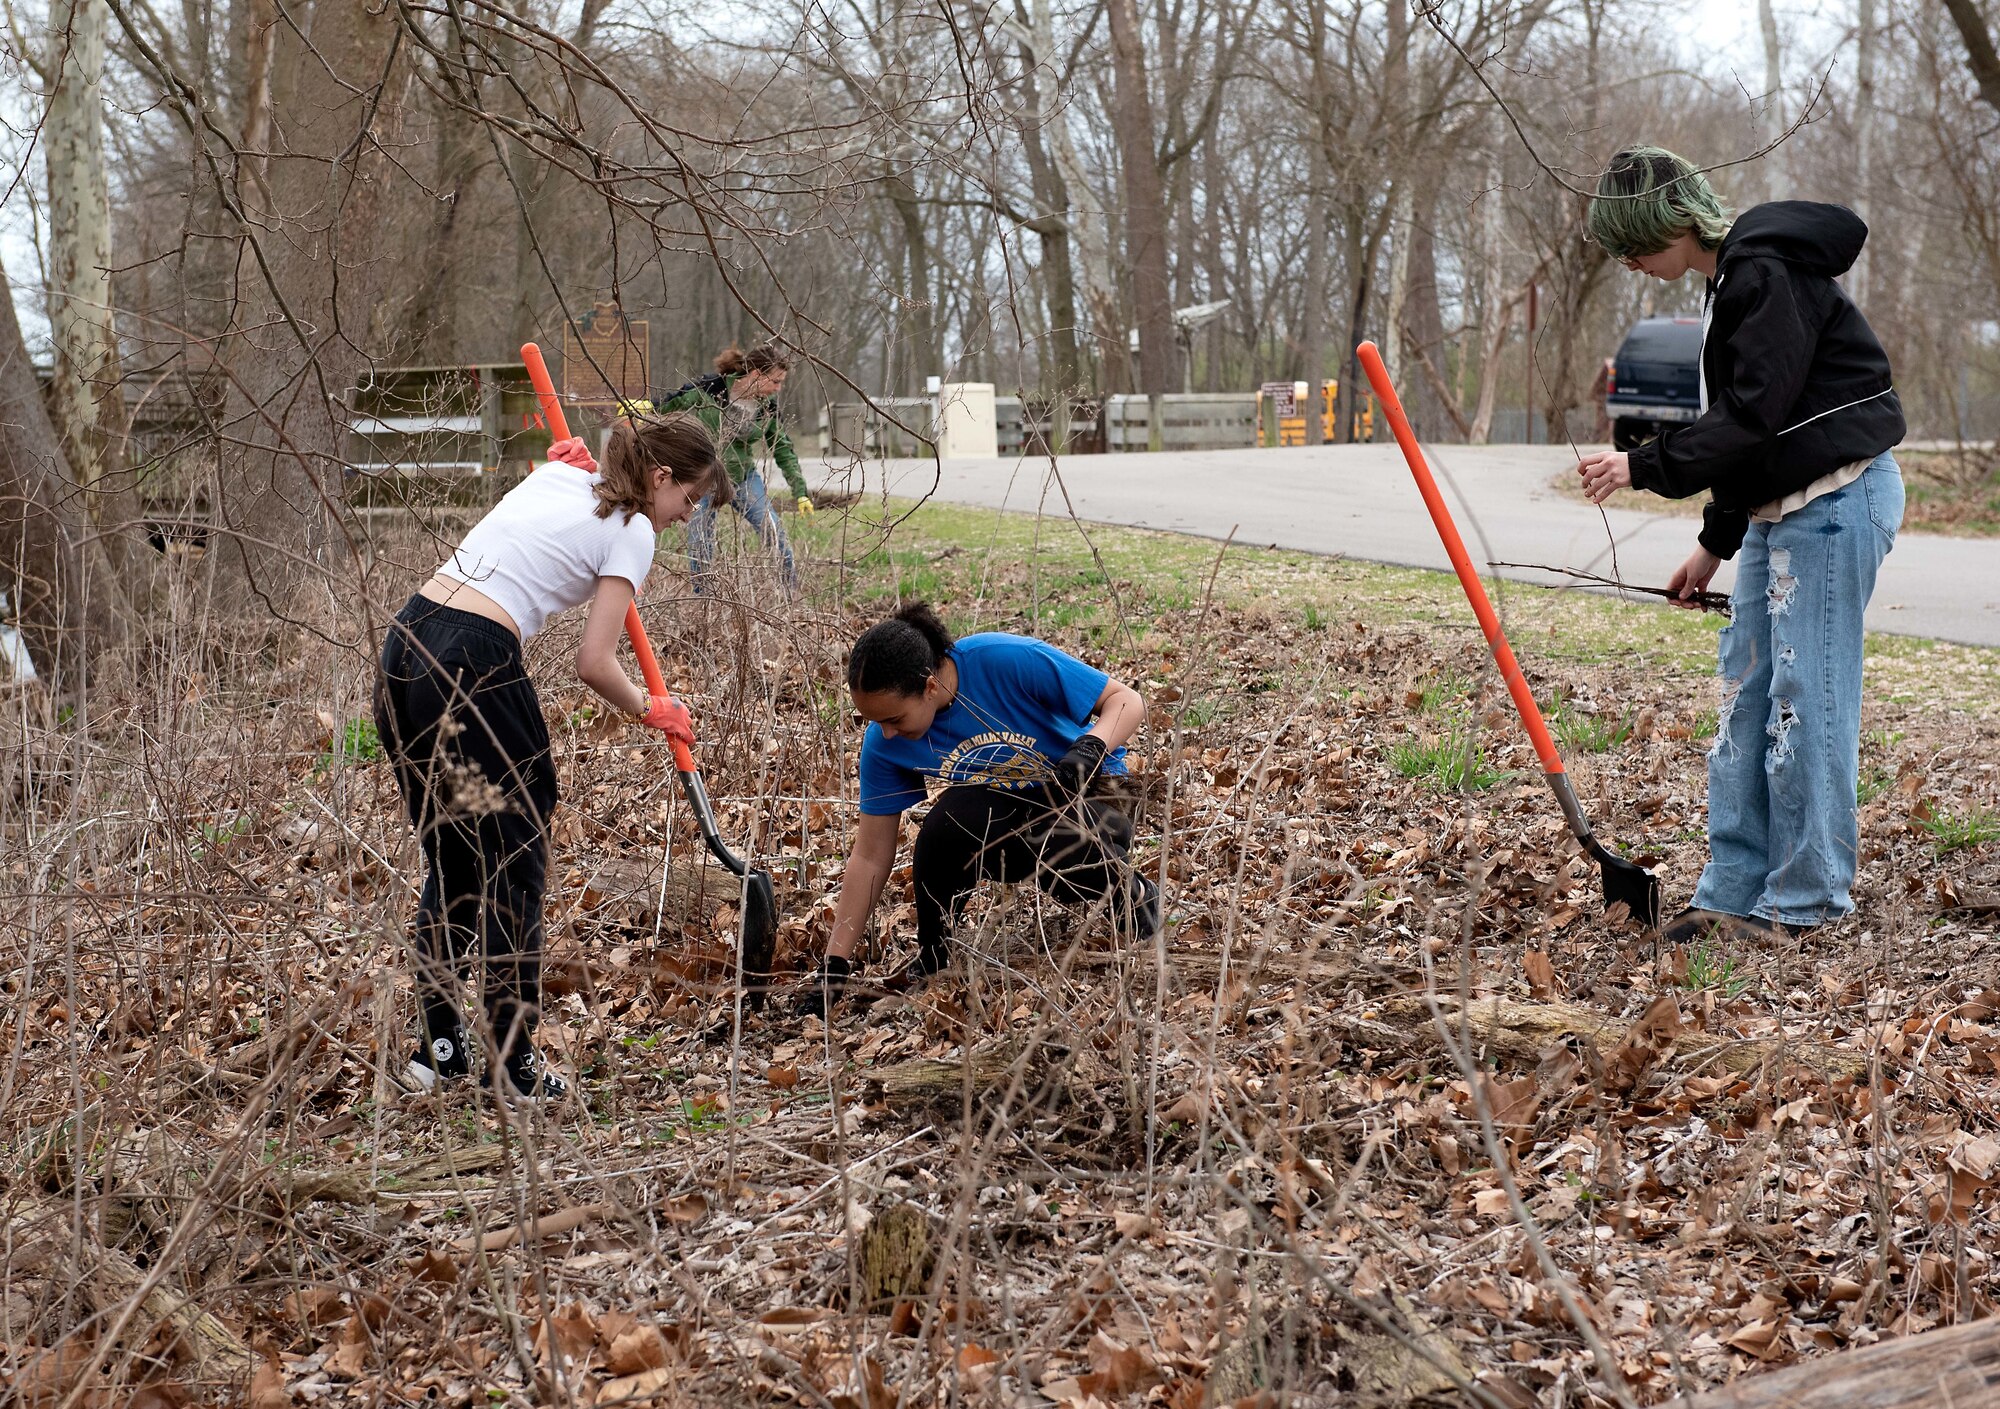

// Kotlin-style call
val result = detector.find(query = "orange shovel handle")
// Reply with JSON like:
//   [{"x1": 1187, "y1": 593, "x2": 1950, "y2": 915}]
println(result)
[
  {"x1": 1355, "y1": 341, "x2": 1566, "y2": 777},
  {"x1": 520, "y1": 341, "x2": 695, "y2": 773}
]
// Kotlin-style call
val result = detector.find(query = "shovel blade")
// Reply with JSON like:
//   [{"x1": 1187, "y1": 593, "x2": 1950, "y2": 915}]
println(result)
[
  {"x1": 738, "y1": 869, "x2": 779, "y2": 1010},
  {"x1": 1598, "y1": 849, "x2": 1662, "y2": 930}
]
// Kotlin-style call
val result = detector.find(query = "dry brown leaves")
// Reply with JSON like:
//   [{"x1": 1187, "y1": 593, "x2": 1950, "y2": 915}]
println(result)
[{"x1": 5, "y1": 575, "x2": 2000, "y2": 1406}]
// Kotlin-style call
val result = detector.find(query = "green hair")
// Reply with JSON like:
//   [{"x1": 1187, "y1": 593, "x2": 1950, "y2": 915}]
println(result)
[{"x1": 1587, "y1": 146, "x2": 1733, "y2": 259}]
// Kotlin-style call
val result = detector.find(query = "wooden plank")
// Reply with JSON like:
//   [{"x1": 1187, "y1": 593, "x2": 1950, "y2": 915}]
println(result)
[
  {"x1": 349, "y1": 414, "x2": 484, "y2": 434},
  {"x1": 1672, "y1": 1318, "x2": 2000, "y2": 1408}
]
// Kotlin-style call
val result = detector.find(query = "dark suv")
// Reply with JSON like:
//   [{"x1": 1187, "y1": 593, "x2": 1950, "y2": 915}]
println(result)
[{"x1": 1606, "y1": 315, "x2": 1702, "y2": 450}]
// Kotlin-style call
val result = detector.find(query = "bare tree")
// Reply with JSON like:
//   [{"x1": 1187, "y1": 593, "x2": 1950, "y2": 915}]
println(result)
[
  {"x1": 1106, "y1": 0, "x2": 1175, "y2": 399},
  {"x1": 1941, "y1": 0, "x2": 2000, "y2": 112},
  {"x1": 1759, "y1": 0, "x2": 1789, "y2": 198},
  {"x1": 43, "y1": 0, "x2": 128, "y2": 514},
  {"x1": 0, "y1": 258, "x2": 125, "y2": 691}
]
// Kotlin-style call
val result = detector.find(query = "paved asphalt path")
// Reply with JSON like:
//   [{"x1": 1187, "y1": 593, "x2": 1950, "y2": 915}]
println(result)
[{"x1": 805, "y1": 444, "x2": 2000, "y2": 648}]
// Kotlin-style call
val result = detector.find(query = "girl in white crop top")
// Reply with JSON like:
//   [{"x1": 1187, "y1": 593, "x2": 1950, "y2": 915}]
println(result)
[{"x1": 375, "y1": 414, "x2": 728, "y2": 1102}]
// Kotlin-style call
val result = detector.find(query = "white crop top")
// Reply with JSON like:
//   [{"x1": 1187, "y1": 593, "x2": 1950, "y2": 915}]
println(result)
[{"x1": 434, "y1": 463, "x2": 658, "y2": 639}]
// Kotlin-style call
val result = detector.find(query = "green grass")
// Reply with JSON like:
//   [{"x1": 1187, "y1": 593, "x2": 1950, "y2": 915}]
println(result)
[
  {"x1": 1917, "y1": 803, "x2": 2000, "y2": 855},
  {"x1": 1181, "y1": 697, "x2": 1221, "y2": 728},
  {"x1": 1691, "y1": 707, "x2": 1720, "y2": 740},
  {"x1": 1549, "y1": 700, "x2": 1633, "y2": 754},
  {"x1": 1391, "y1": 727, "x2": 1515, "y2": 793},
  {"x1": 313, "y1": 717, "x2": 381, "y2": 775},
  {"x1": 1416, "y1": 672, "x2": 1474, "y2": 715},
  {"x1": 189, "y1": 813, "x2": 254, "y2": 857},
  {"x1": 785, "y1": 498, "x2": 2000, "y2": 717},
  {"x1": 1857, "y1": 728, "x2": 1907, "y2": 806},
  {"x1": 1678, "y1": 942, "x2": 1754, "y2": 999}
]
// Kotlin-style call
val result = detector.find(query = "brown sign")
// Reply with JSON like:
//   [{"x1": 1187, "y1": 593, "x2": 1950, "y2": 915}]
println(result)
[
  {"x1": 1260, "y1": 381, "x2": 1297, "y2": 416},
  {"x1": 561, "y1": 303, "x2": 651, "y2": 405}
]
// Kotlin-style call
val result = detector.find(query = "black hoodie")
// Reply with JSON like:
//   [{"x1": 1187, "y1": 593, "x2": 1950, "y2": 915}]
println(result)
[{"x1": 1626, "y1": 201, "x2": 1905, "y2": 559}]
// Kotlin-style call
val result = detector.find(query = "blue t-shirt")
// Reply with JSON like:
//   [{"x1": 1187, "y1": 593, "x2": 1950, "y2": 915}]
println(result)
[{"x1": 856, "y1": 633, "x2": 1128, "y2": 816}]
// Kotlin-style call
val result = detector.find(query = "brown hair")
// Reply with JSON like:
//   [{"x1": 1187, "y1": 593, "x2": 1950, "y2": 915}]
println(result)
[
  {"x1": 713, "y1": 342, "x2": 792, "y2": 377},
  {"x1": 594, "y1": 411, "x2": 729, "y2": 522}
]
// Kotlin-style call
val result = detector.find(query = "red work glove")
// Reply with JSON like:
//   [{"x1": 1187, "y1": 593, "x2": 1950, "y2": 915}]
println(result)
[
  {"x1": 638, "y1": 694, "x2": 695, "y2": 749},
  {"x1": 549, "y1": 436, "x2": 598, "y2": 473}
]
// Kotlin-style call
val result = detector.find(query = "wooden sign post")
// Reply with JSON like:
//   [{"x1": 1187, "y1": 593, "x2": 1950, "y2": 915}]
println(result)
[{"x1": 560, "y1": 303, "x2": 651, "y2": 407}]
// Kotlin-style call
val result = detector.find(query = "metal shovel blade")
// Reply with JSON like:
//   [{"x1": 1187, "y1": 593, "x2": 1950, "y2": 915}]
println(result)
[
  {"x1": 679, "y1": 767, "x2": 782, "y2": 1010},
  {"x1": 1588, "y1": 837, "x2": 1663, "y2": 930},
  {"x1": 737, "y1": 869, "x2": 778, "y2": 1011},
  {"x1": 1547, "y1": 771, "x2": 1662, "y2": 929}
]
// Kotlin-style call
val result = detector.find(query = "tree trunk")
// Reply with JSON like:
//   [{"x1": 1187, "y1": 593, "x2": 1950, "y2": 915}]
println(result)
[
  {"x1": 1760, "y1": 0, "x2": 1789, "y2": 199},
  {"x1": 1940, "y1": 0, "x2": 2000, "y2": 114},
  {"x1": 1106, "y1": 0, "x2": 1176, "y2": 397},
  {"x1": 1334, "y1": 250, "x2": 1371, "y2": 443},
  {"x1": 1298, "y1": 0, "x2": 1331, "y2": 444},
  {"x1": 1383, "y1": 183, "x2": 1415, "y2": 398},
  {"x1": 1401, "y1": 184, "x2": 1451, "y2": 439},
  {"x1": 1051, "y1": 70, "x2": 1115, "y2": 394},
  {"x1": 43, "y1": 0, "x2": 128, "y2": 516},
  {"x1": 1543, "y1": 226, "x2": 1610, "y2": 444},
  {"x1": 392, "y1": 24, "x2": 485, "y2": 362},
  {"x1": 1011, "y1": 26, "x2": 1082, "y2": 400},
  {"x1": 0, "y1": 260, "x2": 125, "y2": 693},
  {"x1": 208, "y1": 0, "x2": 403, "y2": 620},
  {"x1": 1851, "y1": 0, "x2": 1878, "y2": 310},
  {"x1": 886, "y1": 170, "x2": 940, "y2": 389},
  {"x1": 1468, "y1": 179, "x2": 1510, "y2": 445}
]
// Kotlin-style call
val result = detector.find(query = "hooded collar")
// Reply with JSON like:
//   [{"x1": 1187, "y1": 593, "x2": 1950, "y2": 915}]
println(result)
[{"x1": 1717, "y1": 201, "x2": 1869, "y2": 279}]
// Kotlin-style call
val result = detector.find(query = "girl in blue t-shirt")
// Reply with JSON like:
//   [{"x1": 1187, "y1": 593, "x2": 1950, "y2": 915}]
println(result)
[{"x1": 796, "y1": 603, "x2": 1156, "y2": 1016}]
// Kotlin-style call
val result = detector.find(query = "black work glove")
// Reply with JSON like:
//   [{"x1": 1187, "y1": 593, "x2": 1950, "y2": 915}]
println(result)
[
  {"x1": 1049, "y1": 734, "x2": 1109, "y2": 801},
  {"x1": 794, "y1": 954, "x2": 853, "y2": 1019}
]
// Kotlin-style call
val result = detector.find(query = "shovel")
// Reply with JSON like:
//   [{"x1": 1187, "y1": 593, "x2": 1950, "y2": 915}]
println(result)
[
  {"x1": 1355, "y1": 341, "x2": 1662, "y2": 930},
  {"x1": 520, "y1": 342, "x2": 780, "y2": 1005}
]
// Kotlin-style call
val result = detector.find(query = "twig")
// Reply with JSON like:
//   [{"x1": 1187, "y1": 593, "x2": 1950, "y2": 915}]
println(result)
[{"x1": 1488, "y1": 561, "x2": 1732, "y2": 615}]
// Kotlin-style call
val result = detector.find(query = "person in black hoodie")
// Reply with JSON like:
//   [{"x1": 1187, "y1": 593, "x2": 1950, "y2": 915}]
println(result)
[{"x1": 1575, "y1": 146, "x2": 1905, "y2": 943}]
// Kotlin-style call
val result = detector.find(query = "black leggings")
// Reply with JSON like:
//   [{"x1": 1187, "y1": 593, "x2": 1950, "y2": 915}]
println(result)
[
  {"x1": 373, "y1": 598, "x2": 557, "y2": 1051},
  {"x1": 910, "y1": 784, "x2": 1143, "y2": 956}
]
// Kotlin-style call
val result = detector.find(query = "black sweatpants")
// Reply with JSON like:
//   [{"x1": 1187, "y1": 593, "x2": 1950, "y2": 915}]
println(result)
[
  {"x1": 910, "y1": 783, "x2": 1143, "y2": 955},
  {"x1": 373, "y1": 598, "x2": 557, "y2": 1053}
]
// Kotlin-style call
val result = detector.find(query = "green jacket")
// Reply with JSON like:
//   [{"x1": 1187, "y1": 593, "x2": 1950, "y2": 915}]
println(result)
[{"x1": 658, "y1": 373, "x2": 808, "y2": 502}]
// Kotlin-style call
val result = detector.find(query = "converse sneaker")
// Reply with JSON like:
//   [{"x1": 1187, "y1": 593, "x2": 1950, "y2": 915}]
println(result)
[
  {"x1": 406, "y1": 1027, "x2": 471, "y2": 1092},
  {"x1": 1125, "y1": 876, "x2": 1163, "y2": 942},
  {"x1": 484, "y1": 1043, "x2": 568, "y2": 1102}
]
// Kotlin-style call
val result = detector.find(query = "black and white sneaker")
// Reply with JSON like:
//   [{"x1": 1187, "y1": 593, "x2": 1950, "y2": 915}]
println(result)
[
  {"x1": 485, "y1": 1044, "x2": 568, "y2": 1102},
  {"x1": 406, "y1": 1028, "x2": 471, "y2": 1092},
  {"x1": 1125, "y1": 877, "x2": 1163, "y2": 942}
]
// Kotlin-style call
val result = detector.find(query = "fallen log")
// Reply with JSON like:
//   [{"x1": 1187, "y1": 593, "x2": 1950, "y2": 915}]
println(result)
[
  {"x1": 1350, "y1": 994, "x2": 1868, "y2": 1081},
  {"x1": 574, "y1": 853, "x2": 717, "y2": 931},
  {"x1": 1671, "y1": 1315, "x2": 2000, "y2": 1407},
  {"x1": 453, "y1": 1202, "x2": 612, "y2": 1254},
  {"x1": 865, "y1": 1035, "x2": 1073, "y2": 1111},
  {"x1": 272, "y1": 1142, "x2": 511, "y2": 1207},
  {"x1": 2, "y1": 1202, "x2": 253, "y2": 1379}
]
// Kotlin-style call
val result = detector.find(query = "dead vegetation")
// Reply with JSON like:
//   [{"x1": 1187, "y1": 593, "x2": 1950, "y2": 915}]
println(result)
[{"x1": 2, "y1": 501, "x2": 1999, "y2": 1407}]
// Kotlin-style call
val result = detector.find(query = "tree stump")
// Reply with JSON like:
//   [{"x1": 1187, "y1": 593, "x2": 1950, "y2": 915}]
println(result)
[{"x1": 859, "y1": 1203, "x2": 936, "y2": 1310}]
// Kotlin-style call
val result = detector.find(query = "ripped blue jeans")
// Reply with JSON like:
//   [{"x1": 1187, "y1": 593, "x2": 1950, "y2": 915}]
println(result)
[{"x1": 1692, "y1": 451, "x2": 1902, "y2": 926}]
